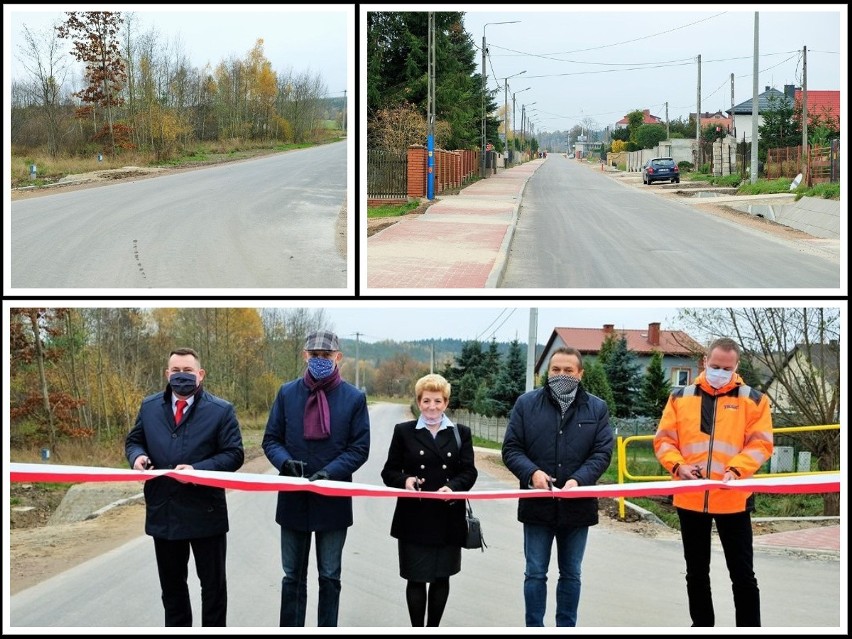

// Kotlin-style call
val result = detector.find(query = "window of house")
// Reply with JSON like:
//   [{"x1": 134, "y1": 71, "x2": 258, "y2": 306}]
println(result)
[{"x1": 672, "y1": 368, "x2": 691, "y2": 387}]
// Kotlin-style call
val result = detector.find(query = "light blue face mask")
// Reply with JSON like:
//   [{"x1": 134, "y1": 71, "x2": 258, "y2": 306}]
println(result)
[
  {"x1": 705, "y1": 367, "x2": 733, "y2": 389},
  {"x1": 308, "y1": 357, "x2": 335, "y2": 379}
]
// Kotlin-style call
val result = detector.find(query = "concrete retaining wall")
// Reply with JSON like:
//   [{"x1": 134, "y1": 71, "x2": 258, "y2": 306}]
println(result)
[{"x1": 774, "y1": 196, "x2": 840, "y2": 240}]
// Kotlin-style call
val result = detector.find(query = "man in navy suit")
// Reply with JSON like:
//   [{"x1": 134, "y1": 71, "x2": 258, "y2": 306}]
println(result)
[{"x1": 126, "y1": 347, "x2": 244, "y2": 627}]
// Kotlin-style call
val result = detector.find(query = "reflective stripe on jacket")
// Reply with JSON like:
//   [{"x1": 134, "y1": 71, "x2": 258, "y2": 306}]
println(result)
[{"x1": 654, "y1": 372, "x2": 774, "y2": 514}]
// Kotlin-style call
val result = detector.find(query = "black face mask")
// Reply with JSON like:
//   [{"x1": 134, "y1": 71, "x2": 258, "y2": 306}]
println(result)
[{"x1": 169, "y1": 372, "x2": 197, "y2": 397}]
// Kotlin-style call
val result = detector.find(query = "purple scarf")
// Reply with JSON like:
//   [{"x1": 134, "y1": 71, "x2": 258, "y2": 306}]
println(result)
[{"x1": 303, "y1": 367, "x2": 342, "y2": 440}]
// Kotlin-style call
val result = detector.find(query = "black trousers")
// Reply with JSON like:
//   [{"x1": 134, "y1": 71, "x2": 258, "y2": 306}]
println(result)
[
  {"x1": 677, "y1": 507, "x2": 760, "y2": 627},
  {"x1": 153, "y1": 533, "x2": 228, "y2": 626}
]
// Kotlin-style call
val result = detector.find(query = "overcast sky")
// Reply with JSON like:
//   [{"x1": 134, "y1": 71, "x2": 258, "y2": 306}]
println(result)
[
  {"x1": 6, "y1": 4, "x2": 351, "y2": 99},
  {"x1": 373, "y1": 5, "x2": 845, "y2": 134}
]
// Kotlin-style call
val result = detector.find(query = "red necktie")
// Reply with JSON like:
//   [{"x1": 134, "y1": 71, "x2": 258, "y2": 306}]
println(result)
[{"x1": 175, "y1": 399, "x2": 188, "y2": 425}]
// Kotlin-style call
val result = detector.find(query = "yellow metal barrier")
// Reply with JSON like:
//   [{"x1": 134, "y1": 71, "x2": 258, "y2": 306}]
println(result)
[{"x1": 616, "y1": 423, "x2": 839, "y2": 520}]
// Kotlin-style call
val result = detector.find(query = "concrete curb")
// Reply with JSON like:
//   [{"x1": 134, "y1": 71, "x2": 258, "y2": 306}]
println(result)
[{"x1": 484, "y1": 181, "x2": 525, "y2": 288}]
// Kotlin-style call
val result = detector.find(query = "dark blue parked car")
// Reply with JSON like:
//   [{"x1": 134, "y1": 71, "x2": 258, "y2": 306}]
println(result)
[{"x1": 642, "y1": 157, "x2": 680, "y2": 184}]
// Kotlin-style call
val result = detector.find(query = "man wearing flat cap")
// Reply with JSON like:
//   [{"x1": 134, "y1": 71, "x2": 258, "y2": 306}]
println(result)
[{"x1": 262, "y1": 330, "x2": 370, "y2": 627}]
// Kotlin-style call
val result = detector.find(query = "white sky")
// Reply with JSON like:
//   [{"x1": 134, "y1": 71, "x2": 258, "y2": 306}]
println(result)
[
  {"x1": 384, "y1": 5, "x2": 846, "y2": 133},
  {"x1": 6, "y1": 4, "x2": 351, "y2": 99}
]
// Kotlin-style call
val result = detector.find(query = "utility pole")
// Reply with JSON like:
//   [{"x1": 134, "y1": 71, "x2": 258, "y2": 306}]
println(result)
[
  {"x1": 750, "y1": 12, "x2": 759, "y2": 184},
  {"x1": 481, "y1": 30, "x2": 487, "y2": 178},
  {"x1": 731, "y1": 73, "x2": 735, "y2": 137},
  {"x1": 696, "y1": 54, "x2": 702, "y2": 166},
  {"x1": 481, "y1": 21, "x2": 519, "y2": 178},
  {"x1": 526, "y1": 308, "x2": 538, "y2": 392},
  {"x1": 427, "y1": 12, "x2": 436, "y2": 200},
  {"x1": 354, "y1": 332, "x2": 361, "y2": 390},
  {"x1": 665, "y1": 101, "x2": 669, "y2": 140},
  {"x1": 802, "y1": 45, "x2": 808, "y2": 178}
]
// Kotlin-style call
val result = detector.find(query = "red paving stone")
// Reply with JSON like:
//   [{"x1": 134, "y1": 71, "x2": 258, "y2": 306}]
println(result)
[
  {"x1": 367, "y1": 159, "x2": 545, "y2": 290},
  {"x1": 753, "y1": 525, "x2": 840, "y2": 552}
]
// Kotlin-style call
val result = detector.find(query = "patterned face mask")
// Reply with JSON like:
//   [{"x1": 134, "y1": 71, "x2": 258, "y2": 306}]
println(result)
[
  {"x1": 548, "y1": 375, "x2": 580, "y2": 395},
  {"x1": 307, "y1": 357, "x2": 335, "y2": 379}
]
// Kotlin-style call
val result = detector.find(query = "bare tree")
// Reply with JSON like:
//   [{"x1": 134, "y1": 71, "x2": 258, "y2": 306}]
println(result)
[{"x1": 17, "y1": 22, "x2": 70, "y2": 158}]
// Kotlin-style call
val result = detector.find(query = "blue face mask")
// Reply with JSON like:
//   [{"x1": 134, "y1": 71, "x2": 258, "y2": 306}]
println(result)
[
  {"x1": 705, "y1": 367, "x2": 733, "y2": 389},
  {"x1": 308, "y1": 357, "x2": 335, "y2": 379},
  {"x1": 169, "y1": 372, "x2": 197, "y2": 397}
]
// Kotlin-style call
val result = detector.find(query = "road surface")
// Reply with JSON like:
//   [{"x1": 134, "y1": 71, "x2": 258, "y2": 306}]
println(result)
[
  {"x1": 500, "y1": 155, "x2": 839, "y2": 289},
  {"x1": 8, "y1": 403, "x2": 842, "y2": 630},
  {"x1": 10, "y1": 141, "x2": 347, "y2": 290}
]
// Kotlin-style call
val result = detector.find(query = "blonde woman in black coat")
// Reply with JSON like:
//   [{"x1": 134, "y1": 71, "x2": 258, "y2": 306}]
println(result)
[{"x1": 381, "y1": 373, "x2": 478, "y2": 626}]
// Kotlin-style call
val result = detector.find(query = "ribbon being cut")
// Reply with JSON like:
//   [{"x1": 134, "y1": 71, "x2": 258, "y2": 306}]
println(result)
[{"x1": 8, "y1": 463, "x2": 840, "y2": 500}]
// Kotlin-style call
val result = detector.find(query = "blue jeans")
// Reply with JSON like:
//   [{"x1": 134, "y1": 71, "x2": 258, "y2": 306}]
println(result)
[
  {"x1": 523, "y1": 523, "x2": 589, "y2": 627},
  {"x1": 279, "y1": 527, "x2": 347, "y2": 627}
]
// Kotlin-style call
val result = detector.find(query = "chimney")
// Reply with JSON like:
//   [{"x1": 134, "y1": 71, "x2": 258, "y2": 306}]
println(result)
[
  {"x1": 765, "y1": 85, "x2": 771, "y2": 92},
  {"x1": 603, "y1": 324, "x2": 614, "y2": 335},
  {"x1": 784, "y1": 84, "x2": 797, "y2": 101},
  {"x1": 648, "y1": 322, "x2": 660, "y2": 347}
]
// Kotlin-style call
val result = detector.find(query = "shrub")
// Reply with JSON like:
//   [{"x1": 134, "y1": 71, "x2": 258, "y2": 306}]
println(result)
[{"x1": 678, "y1": 161, "x2": 693, "y2": 172}]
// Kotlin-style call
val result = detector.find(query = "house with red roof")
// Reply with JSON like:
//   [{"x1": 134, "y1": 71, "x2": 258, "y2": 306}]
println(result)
[
  {"x1": 794, "y1": 89, "x2": 840, "y2": 130},
  {"x1": 614, "y1": 109, "x2": 663, "y2": 129},
  {"x1": 535, "y1": 322, "x2": 705, "y2": 387}
]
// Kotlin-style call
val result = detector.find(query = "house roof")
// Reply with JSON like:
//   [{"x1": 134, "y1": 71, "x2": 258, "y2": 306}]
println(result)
[
  {"x1": 764, "y1": 342, "x2": 840, "y2": 388},
  {"x1": 616, "y1": 109, "x2": 663, "y2": 125},
  {"x1": 535, "y1": 325, "x2": 704, "y2": 372},
  {"x1": 728, "y1": 88, "x2": 792, "y2": 115},
  {"x1": 795, "y1": 90, "x2": 841, "y2": 125}
]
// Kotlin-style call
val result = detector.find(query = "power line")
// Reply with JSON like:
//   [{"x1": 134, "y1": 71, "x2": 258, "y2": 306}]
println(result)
[{"x1": 475, "y1": 309, "x2": 508, "y2": 342}]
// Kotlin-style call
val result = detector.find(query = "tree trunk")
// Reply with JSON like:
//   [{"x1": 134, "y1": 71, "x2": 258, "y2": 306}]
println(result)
[{"x1": 28, "y1": 311, "x2": 57, "y2": 450}]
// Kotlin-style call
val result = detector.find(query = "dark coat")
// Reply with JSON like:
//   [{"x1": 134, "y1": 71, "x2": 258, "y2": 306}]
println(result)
[
  {"x1": 502, "y1": 385, "x2": 614, "y2": 528},
  {"x1": 262, "y1": 377, "x2": 370, "y2": 532},
  {"x1": 381, "y1": 421, "x2": 478, "y2": 547},
  {"x1": 125, "y1": 386, "x2": 244, "y2": 540}
]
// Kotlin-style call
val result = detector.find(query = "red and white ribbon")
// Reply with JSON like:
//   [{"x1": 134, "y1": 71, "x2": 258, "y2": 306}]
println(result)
[{"x1": 8, "y1": 463, "x2": 839, "y2": 500}]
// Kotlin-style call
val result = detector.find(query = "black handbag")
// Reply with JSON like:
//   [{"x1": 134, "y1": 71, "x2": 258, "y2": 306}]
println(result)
[
  {"x1": 462, "y1": 500, "x2": 486, "y2": 551},
  {"x1": 451, "y1": 426, "x2": 486, "y2": 551}
]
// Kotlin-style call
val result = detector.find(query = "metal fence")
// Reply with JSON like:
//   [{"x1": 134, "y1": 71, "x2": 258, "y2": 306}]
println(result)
[
  {"x1": 367, "y1": 148, "x2": 407, "y2": 200},
  {"x1": 450, "y1": 411, "x2": 657, "y2": 445},
  {"x1": 764, "y1": 141, "x2": 841, "y2": 184}
]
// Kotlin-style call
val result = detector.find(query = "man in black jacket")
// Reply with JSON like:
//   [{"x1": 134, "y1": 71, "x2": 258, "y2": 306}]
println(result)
[
  {"x1": 502, "y1": 347, "x2": 614, "y2": 627},
  {"x1": 125, "y1": 347, "x2": 244, "y2": 627}
]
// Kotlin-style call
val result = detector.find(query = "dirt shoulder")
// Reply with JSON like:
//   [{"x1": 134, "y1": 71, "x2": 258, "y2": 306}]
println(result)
[{"x1": 367, "y1": 198, "x2": 435, "y2": 237}]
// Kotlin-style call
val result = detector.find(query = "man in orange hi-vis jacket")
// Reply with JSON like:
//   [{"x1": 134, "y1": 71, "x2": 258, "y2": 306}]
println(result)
[{"x1": 654, "y1": 337, "x2": 774, "y2": 627}]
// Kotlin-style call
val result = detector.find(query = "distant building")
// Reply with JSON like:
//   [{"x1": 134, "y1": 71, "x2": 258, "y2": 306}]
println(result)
[
  {"x1": 614, "y1": 109, "x2": 663, "y2": 129},
  {"x1": 727, "y1": 85, "x2": 796, "y2": 143},
  {"x1": 536, "y1": 322, "x2": 704, "y2": 387},
  {"x1": 693, "y1": 110, "x2": 733, "y2": 135}
]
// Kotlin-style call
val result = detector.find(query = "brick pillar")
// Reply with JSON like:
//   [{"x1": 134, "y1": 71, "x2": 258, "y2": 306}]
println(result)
[{"x1": 407, "y1": 145, "x2": 426, "y2": 199}]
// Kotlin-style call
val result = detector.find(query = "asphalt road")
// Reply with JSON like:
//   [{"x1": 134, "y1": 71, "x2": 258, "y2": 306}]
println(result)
[
  {"x1": 10, "y1": 141, "x2": 347, "y2": 290},
  {"x1": 8, "y1": 403, "x2": 842, "y2": 630},
  {"x1": 499, "y1": 155, "x2": 839, "y2": 289}
]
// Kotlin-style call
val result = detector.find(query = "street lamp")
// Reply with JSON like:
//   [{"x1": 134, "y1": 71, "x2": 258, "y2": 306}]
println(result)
[
  {"x1": 522, "y1": 102, "x2": 536, "y2": 158},
  {"x1": 481, "y1": 20, "x2": 520, "y2": 178},
  {"x1": 513, "y1": 87, "x2": 530, "y2": 143},
  {"x1": 501, "y1": 71, "x2": 526, "y2": 164}
]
